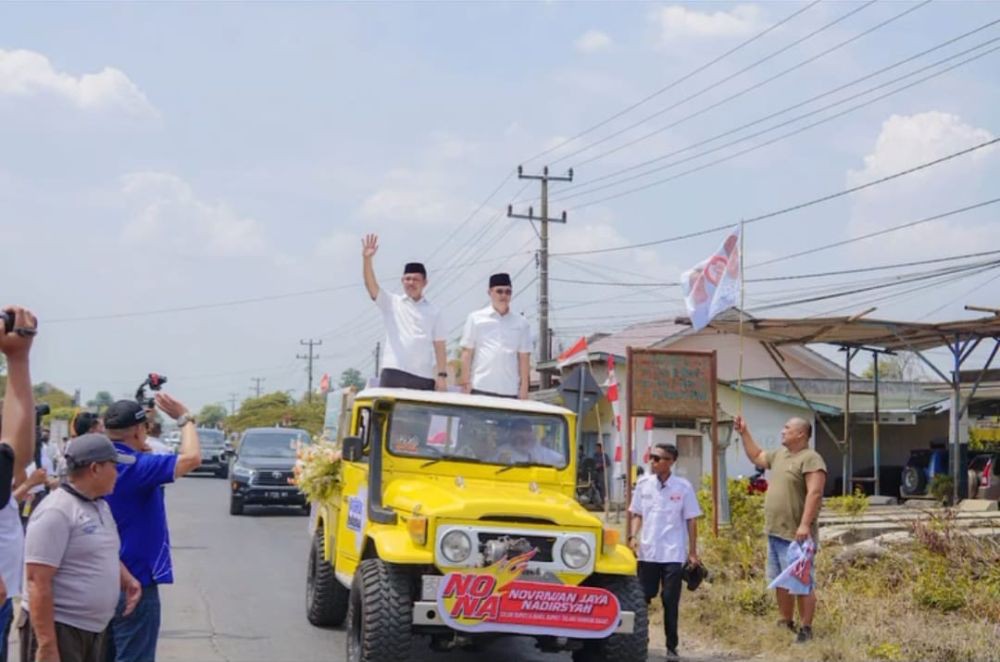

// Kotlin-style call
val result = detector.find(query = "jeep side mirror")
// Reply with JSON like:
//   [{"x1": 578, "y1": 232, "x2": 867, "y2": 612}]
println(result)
[{"x1": 343, "y1": 436, "x2": 364, "y2": 462}]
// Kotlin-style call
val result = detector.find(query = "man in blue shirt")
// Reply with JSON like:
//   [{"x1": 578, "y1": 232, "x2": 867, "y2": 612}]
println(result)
[{"x1": 103, "y1": 394, "x2": 202, "y2": 662}]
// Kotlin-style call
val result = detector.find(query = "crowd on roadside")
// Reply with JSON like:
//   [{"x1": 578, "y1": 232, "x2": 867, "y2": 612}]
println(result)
[{"x1": 0, "y1": 305, "x2": 206, "y2": 662}]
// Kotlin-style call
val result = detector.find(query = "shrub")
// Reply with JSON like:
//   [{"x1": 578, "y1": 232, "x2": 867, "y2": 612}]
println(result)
[
  {"x1": 929, "y1": 474, "x2": 955, "y2": 505},
  {"x1": 732, "y1": 583, "x2": 771, "y2": 616},
  {"x1": 867, "y1": 643, "x2": 905, "y2": 661},
  {"x1": 826, "y1": 488, "x2": 870, "y2": 519}
]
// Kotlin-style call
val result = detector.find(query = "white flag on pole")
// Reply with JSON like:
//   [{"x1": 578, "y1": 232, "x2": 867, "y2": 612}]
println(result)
[{"x1": 680, "y1": 225, "x2": 741, "y2": 331}]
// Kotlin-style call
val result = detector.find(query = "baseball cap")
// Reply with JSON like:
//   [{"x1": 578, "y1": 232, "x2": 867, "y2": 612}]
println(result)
[
  {"x1": 103, "y1": 400, "x2": 147, "y2": 430},
  {"x1": 64, "y1": 433, "x2": 135, "y2": 469}
]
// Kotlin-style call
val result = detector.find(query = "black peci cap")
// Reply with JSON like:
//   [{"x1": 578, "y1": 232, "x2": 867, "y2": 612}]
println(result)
[
  {"x1": 403, "y1": 262, "x2": 427, "y2": 277},
  {"x1": 489, "y1": 273, "x2": 512, "y2": 288}
]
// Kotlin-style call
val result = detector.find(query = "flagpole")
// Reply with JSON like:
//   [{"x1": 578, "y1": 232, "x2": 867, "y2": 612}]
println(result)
[{"x1": 738, "y1": 219, "x2": 746, "y2": 417}]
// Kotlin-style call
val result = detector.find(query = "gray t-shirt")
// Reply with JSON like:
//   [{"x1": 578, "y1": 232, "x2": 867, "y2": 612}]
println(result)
[{"x1": 23, "y1": 487, "x2": 121, "y2": 633}]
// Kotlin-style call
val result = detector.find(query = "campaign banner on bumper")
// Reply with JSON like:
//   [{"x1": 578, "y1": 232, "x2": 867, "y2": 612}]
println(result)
[{"x1": 435, "y1": 553, "x2": 621, "y2": 638}]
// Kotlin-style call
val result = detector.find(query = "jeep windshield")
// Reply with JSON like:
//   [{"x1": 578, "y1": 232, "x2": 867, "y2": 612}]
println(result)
[
  {"x1": 386, "y1": 402, "x2": 568, "y2": 469},
  {"x1": 240, "y1": 430, "x2": 310, "y2": 458}
]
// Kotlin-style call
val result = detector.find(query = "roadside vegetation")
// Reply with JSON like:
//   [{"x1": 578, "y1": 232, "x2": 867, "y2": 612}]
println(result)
[{"x1": 663, "y1": 479, "x2": 1000, "y2": 662}]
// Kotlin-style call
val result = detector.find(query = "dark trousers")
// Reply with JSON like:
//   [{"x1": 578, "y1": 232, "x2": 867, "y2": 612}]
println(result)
[
  {"x1": 379, "y1": 368, "x2": 435, "y2": 391},
  {"x1": 105, "y1": 584, "x2": 160, "y2": 662},
  {"x1": 19, "y1": 613, "x2": 108, "y2": 662},
  {"x1": 638, "y1": 561, "x2": 684, "y2": 651}
]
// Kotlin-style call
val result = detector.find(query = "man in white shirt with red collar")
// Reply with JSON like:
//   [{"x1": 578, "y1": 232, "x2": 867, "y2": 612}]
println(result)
[
  {"x1": 628, "y1": 443, "x2": 702, "y2": 660},
  {"x1": 458, "y1": 273, "x2": 532, "y2": 399},
  {"x1": 362, "y1": 234, "x2": 447, "y2": 391}
]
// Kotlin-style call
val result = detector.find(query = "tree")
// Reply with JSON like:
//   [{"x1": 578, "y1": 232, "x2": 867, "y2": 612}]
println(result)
[
  {"x1": 87, "y1": 391, "x2": 115, "y2": 410},
  {"x1": 224, "y1": 392, "x2": 295, "y2": 434},
  {"x1": 33, "y1": 383, "x2": 75, "y2": 409},
  {"x1": 198, "y1": 404, "x2": 228, "y2": 428},
  {"x1": 860, "y1": 353, "x2": 926, "y2": 381},
  {"x1": 339, "y1": 368, "x2": 365, "y2": 390}
]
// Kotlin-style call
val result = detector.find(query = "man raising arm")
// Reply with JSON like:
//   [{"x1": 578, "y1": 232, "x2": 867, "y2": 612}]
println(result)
[{"x1": 362, "y1": 233, "x2": 448, "y2": 391}]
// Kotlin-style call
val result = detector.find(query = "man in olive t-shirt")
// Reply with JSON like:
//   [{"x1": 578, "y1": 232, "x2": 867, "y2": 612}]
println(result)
[{"x1": 735, "y1": 415, "x2": 827, "y2": 644}]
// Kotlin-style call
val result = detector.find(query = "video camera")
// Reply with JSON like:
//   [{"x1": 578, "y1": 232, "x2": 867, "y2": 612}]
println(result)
[{"x1": 135, "y1": 373, "x2": 168, "y2": 409}]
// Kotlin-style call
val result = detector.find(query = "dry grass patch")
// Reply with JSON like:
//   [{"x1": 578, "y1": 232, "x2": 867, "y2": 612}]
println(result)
[{"x1": 680, "y1": 479, "x2": 1000, "y2": 662}]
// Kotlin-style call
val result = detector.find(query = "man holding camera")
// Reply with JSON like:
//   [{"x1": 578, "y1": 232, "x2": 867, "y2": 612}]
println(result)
[
  {"x1": 102, "y1": 394, "x2": 202, "y2": 662},
  {"x1": 0, "y1": 305, "x2": 38, "y2": 662}
]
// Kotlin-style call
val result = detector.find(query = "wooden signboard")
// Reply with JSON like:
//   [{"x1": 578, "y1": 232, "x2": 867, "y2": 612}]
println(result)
[
  {"x1": 626, "y1": 348, "x2": 720, "y2": 534},
  {"x1": 628, "y1": 350, "x2": 716, "y2": 418}
]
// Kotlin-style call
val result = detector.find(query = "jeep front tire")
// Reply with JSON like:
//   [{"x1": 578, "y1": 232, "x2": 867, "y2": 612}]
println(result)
[
  {"x1": 346, "y1": 559, "x2": 413, "y2": 662},
  {"x1": 572, "y1": 574, "x2": 648, "y2": 662}
]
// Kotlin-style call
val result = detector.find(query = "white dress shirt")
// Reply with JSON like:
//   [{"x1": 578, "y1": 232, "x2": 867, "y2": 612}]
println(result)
[
  {"x1": 460, "y1": 305, "x2": 532, "y2": 396},
  {"x1": 376, "y1": 289, "x2": 446, "y2": 380},
  {"x1": 628, "y1": 473, "x2": 702, "y2": 563}
]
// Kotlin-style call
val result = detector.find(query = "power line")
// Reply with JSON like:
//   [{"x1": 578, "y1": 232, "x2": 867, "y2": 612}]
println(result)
[
  {"x1": 565, "y1": 44, "x2": 1000, "y2": 212},
  {"x1": 752, "y1": 197, "x2": 1000, "y2": 268},
  {"x1": 549, "y1": 20, "x2": 1000, "y2": 200},
  {"x1": 547, "y1": 0, "x2": 884, "y2": 169},
  {"x1": 521, "y1": 0, "x2": 823, "y2": 166},
  {"x1": 549, "y1": 137, "x2": 1000, "y2": 257},
  {"x1": 550, "y1": 248, "x2": 1000, "y2": 287}
]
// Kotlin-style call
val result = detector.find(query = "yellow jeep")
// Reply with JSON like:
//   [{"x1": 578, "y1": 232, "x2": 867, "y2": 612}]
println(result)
[{"x1": 305, "y1": 388, "x2": 647, "y2": 662}]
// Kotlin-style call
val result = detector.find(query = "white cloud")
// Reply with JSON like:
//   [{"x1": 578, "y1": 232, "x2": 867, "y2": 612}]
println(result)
[
  {"x1": 653, "y1": 4, "x2": 763, "y2": 43},
  {"x1": 575, "y1": 30, "x2": 612, "y2": 53},
  {"x1": 846, "y1": 111, "x2": 999, "y2": 260},
  {"x1": 848, "y1": 111, "x2": 995, "y2": 185},
  {"x1": 0, "y1": 48, "x2": 156, "y2": 116},
  {"x1": 120, "y1": 172, "x2": 267, "y2": 256}
]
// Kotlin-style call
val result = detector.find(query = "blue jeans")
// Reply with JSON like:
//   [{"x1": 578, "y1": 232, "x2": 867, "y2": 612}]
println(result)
[
  {"x1": 766, "y1": 535, "x2": 816, "y2": 596},
  {"x1": 0, "y1": 598, "x2": 12, "y2": 662},
  {"x1": 105, "y1": 584, "x2": 160, "y2": 662}
]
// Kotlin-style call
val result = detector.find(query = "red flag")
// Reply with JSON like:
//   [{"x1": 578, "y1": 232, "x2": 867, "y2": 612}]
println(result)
[
  {"x1": 644, "y1": 416, "x2": 654, "y2": 430},
  {"x1": 318, "y1": 373, "x2": 330, "y2": 393},
  {"x1": 557, "y1": 336, "x2": 589, "y2": 369}
]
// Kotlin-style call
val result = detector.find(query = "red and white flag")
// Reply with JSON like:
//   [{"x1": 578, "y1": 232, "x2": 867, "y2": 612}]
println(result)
[
  {"x1": 680, "y1": 225, "x2": 741, "y2": 331},
  {"x1": 318, "y1": 373, "x2": 331, "y2": 393},
  {"x1": 557, "y1": 336, "x2": 590, "y2": 369}
]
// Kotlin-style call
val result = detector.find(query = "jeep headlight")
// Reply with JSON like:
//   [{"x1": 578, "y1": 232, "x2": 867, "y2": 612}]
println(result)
[
  {"x1": 561, "y1": 536, "x2": 591, "y2": 570},
  {"x1": 440, "y1": 530, "x2": 473, "y2": 564}
]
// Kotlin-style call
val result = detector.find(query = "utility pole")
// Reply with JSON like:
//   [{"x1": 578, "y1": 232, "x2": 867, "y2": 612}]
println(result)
[
  {"x1": 374, "y1": 341, "x2": 381, "y2": 377},
  {"x1": 228, "y1": 392, "x2": 240, "y2": 415},
  {"x1": 508, "y1": 165, "x2": 573, "y2": 389},
  {"x1": 249, "y1": 377, "x2": 266, "y2": 399},
  {"x1": 298, "y1": 339, "x2": 323, "y2": 403}
]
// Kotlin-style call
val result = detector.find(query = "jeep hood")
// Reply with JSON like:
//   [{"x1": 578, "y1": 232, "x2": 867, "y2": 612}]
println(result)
[{"x1": 383, "y1": 475, "x2": 599, "y2": 528}]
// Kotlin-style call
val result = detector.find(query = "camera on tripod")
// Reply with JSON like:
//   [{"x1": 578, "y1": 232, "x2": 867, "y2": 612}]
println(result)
[{"x1": 135, "y1": 373, "x2": 168, "y2": 409}]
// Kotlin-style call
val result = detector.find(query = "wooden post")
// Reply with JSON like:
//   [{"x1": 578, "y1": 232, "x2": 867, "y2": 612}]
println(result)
[
  {"x1": 710, "y1": 351, "x2": 719, "y2": 536},
  {"x1": 625, "y1": 346, "x2": 635, "y2": 535}
]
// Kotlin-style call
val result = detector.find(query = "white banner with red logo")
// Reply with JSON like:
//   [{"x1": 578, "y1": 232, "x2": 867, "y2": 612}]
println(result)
[{"x1": 436, "y1": 552, "x2": 620, "y2": 638}]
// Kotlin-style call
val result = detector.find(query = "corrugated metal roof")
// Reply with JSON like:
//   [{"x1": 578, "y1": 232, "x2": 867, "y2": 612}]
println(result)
[{"x1": 723, "y1": 381, "x2": 842, "y2": 416}]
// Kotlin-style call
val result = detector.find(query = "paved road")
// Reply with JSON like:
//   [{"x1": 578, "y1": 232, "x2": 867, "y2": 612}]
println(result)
[{"x1": 161, "y1": 476, "x2": 672, "y2": 662}]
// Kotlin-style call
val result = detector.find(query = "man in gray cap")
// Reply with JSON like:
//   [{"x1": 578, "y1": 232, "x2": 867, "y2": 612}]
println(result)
[{"x1": 21, "y1": 434, "x2": 142, "y2": 662}]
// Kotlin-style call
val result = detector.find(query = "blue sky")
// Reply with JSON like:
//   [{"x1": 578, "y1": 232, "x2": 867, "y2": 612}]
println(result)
[{"x1": 2, "y1": 1, "x2": 999, "y2": 409}]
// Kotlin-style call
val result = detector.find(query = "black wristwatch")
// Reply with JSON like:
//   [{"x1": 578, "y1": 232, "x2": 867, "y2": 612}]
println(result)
[{"x1": 437, "y1": 372, "x2": 447, "y2": 378}]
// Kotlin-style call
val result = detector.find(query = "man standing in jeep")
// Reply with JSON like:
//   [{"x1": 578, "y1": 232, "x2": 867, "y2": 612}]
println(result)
[{"x1": 361, "y1": 233, "x2": 448, "y2": 391}]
